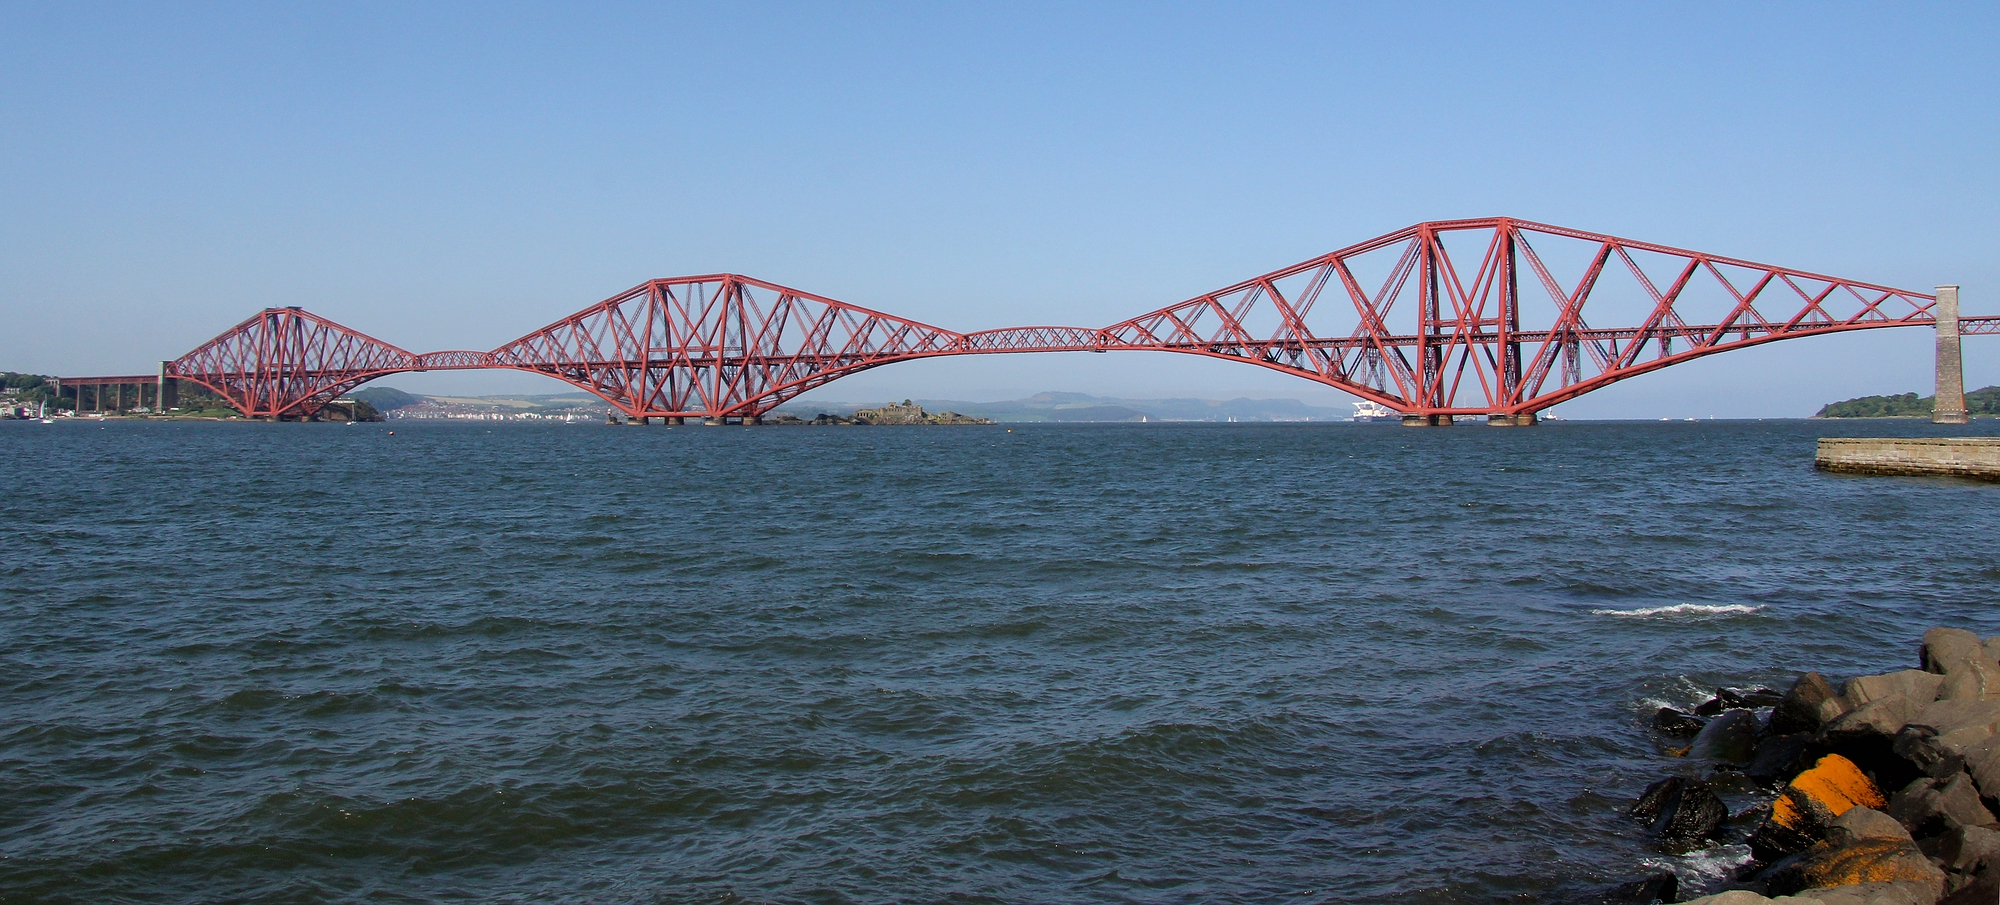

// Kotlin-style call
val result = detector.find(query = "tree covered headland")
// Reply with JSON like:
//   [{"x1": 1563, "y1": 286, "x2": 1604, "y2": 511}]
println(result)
[
  {"x1": 350, "y1": 386, "x2": 420, "y2": 411},
  {"x1": 1815, "y1": 386, "x2": 2000, "y2": 417},
  {"x1": 2, "y1": 372, "x2": 67, "y2": 407}
]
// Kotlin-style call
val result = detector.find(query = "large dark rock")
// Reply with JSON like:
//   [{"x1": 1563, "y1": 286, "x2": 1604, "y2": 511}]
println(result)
[
  {"x1": 1771, "y1": 672, "x2": 1849, "y2": 736},
  {"x1": 1598, "y1": 873, "x2": 1678, "y2": 904},
  {"x1": 1933, "y1": 773, "x2": 1999, "y2": 831},
  {"x1": 1940, "y1": 868, "x2": 1999, "y2": 905},
  {"x1": 1967, "y1": 735, "x2": 2000, "y2": 802},
  {"x1": 1925, "y1": 627, "x2": 2000, "y2": 702},
  {"x1": 1654, "y1": 707, "x2": 1707, "y2": 737},
  {"x1": 1821, "y1": 702, "x2": 1927, "y2": 794},
  {"x1": 1549, "y1": 873, "x2": 1681, "y2": 905},
  {"x1": 1694, "y1": 686, "x2": 1784, "y2": 717},
  {"x1": 1731, "y1": 801, "x2": 1773, "y2": 827},
  {"x1": 1632, "y1": 776, "x2": 1682, "y2": 823},
  {"x1": 1823, "y1": 698, "x2": 1920, "y2": 744},
  {"x1": 1885, "y1": 775, "x2": 1993, "y2": 837},
  {"x1": 1924, "y1": 627, "x2": 1989, "y2": 674},
  {"x1": 1888, "y1": 777, "x2": 1941, "y2": 834},
  {"x1": 1909, "y1": 699, "x2": 2000, "y2": 756},
  {"x1": 1750, "y1": 815, "x2": 1821, "y2": 865},
  {"x1": 1692, "y1": 709, "x2": 1762, "y2": 763},
  {"x1": 1741, "y1": 687, "x2": 1787, "y2": 708},
  {"x1": 1940, "y1": 824, "x2": 2000, "y2": 873},
  {"x1": 1843, "y1": 670, "x2": 1947, "y2": 709},
  {"x1": 1939, "y1": 807, "x2": 2000, "y2": 905},
  {"x1": 1893, "y1": 724, "x2": 1968, "y2": 779},
  {"x1": 1633, "y1": 775, "x2": 1728, "y2": 845},
  {"x1": 1745, "y1": 733, "x2": 1815, "y2": 786}
]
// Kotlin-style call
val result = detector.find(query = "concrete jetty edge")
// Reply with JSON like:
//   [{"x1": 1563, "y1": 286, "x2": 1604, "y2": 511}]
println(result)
[{"x1": 1815, "y1": 438, "x2": 2000, "y2": 481}]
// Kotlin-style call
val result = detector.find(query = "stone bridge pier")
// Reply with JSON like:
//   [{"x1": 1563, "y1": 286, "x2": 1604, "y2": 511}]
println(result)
[{"x1": 1934, "y1": 285, "x2": 1970, "y2": 425}]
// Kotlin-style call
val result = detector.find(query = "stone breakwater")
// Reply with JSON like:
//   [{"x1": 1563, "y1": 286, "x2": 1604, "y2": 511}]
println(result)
[
  {"x1": 1597, "y1": 628, "x2": 2000, "y2": 905},
  {"x1": 1814, "y1": 439, "x2": 2000, "y2": 481}
]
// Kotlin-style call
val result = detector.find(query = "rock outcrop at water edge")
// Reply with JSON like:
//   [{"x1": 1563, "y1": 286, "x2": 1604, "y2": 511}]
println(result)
[
  {"x1": 803, "y1": 401, "x2": 993, "y2": 425},
  {"x1": 1624, "y1": 627, "x2": 2000, "y2": 905}
]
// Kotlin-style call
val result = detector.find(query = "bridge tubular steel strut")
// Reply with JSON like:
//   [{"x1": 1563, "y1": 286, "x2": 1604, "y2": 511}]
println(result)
[{"x1": 153, "y1": 219, "x2": 1978, "y2": 423}]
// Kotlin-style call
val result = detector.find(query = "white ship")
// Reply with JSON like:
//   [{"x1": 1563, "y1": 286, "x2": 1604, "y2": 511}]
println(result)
[{"x1": 1351, "y1": 401, "x2": 1400, "y2": 423}]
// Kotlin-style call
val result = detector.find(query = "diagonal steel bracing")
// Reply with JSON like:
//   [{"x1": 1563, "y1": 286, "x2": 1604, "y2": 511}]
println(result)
[{"x1": 162, "y1": 220, "x2": 1969, "y2": 421}]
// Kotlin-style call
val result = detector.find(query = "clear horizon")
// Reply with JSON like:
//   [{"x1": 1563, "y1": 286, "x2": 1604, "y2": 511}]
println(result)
[{"x1": 5, "y1": 3, "x2": 1996, "y2": 418}]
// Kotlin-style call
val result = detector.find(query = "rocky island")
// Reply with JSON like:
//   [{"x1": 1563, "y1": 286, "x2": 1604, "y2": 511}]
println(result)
[{"x1": 780, "y1": 401, "x2": 992, "y2": 426}]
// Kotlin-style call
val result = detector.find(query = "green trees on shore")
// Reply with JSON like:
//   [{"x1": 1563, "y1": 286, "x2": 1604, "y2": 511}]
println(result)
[
  {"x1": 2, "y1": 372, "x2": 66, "y2": 408},
  {"x1": 1815, "y1": 386, "x2": 2000, "y2": 417}
]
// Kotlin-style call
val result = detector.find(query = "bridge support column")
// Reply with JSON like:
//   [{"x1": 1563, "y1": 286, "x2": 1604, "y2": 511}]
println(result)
[
  {"x1": 1487, "y1": 412, "x2": 1537, "y2": 427},
  {"x1": 158, "y1": 362, "x2": 176, "y2": 411},
  {"x1": 1401, "y1": 414, "x2": 1455, "y2": 427},
  {"x1": 668, "y1": 416, "x2": 684, "y2": 425},
  {"x1": 702, "y1": 416, "x2": 724, "y2": 426},
  {"x1": 746, "y1": 414, "x2": 762, "y2": 426},
  {"x1": 1934, "y1": 285, "x2": 1970, "y2": 424}
]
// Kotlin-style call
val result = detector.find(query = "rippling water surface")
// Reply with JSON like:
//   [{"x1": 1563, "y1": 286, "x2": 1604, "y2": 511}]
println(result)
[{"x1": 3, "y1": 418, "x2": 1996, "y2": 904}]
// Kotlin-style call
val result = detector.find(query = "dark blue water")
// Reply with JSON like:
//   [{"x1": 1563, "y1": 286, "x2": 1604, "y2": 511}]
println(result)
[{"x1": 2, "y1": 419, "x2": 1996, "y2": 904}]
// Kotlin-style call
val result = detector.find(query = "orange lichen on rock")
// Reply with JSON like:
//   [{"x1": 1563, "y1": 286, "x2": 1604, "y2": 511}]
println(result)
[
  {"x1": 1770, "y1": 754, "x2": 1886, "y2": 830},
  {"x1": 1788, "y1": 836, "x2": 1945, "y2": 888}
]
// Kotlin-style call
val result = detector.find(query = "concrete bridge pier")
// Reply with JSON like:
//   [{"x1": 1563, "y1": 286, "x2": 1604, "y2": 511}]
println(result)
[
  {"x1": 668, "y1": 416, "x2": 685, "y2": 425},
  {"x1": 1934, "y1": 285, "x2": 1970, "y2": 424},
  {"x1": 702, "y1": 416, "x2": 724, "y2": 426},
  {"x1": 1487, "y1": 412, "x2": 1538, "y2": 427},
  {"x1": 1402, "y1": 414, "x2": 1455, "y2": 427}
]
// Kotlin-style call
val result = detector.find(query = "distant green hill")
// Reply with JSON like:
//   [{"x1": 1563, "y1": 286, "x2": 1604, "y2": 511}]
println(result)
[
  {"x1": 1046, "y1": 405, "x2": 1148, "y2": 422},
  {"x1": 350, "y1": 386, "x2": 422, "y2": 411},
  {"x1": 1815, "y1": 386, "x2": 2000, "y2": 418}
]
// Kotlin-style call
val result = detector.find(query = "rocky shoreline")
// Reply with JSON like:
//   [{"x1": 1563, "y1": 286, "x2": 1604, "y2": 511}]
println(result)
[{"x1": 1588, "y1": 628, "x2": 2000, "y2": 904}]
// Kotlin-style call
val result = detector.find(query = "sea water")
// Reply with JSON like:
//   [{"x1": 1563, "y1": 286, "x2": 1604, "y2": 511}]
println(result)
[{"x1": 2, "y1": 419, "x2": 1995, "y2": 903}]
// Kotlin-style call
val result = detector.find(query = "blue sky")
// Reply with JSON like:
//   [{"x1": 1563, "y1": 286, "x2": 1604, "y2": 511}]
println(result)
[{"x1": 3, "y1": 2, "x2": 1995, "y2": 416}]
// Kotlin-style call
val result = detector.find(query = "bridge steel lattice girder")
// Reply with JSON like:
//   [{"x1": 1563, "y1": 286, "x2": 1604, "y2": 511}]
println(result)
[{"x1": 156, "y1": 219, "x2": 1969, "y2": 421}]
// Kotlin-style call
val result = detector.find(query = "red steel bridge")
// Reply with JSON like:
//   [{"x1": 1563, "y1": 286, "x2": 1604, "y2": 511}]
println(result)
[{"x1": 69, "y1": 218, "x2": 1999, "y2": 424}]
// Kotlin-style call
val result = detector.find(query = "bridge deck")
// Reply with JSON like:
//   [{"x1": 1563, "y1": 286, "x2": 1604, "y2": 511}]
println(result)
[{"x1": 57, "y1": 375, "x2": 160, "y2": 385}]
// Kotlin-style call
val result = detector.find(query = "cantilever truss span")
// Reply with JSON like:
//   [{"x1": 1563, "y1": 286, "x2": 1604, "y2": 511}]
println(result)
[{"x1": 162, "y1": 218, "x2": 1965, "y2": 420}]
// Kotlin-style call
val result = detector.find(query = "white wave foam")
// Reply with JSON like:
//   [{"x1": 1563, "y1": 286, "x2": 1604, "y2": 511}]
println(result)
[
  {"x1": 1638, "y1": 843, "x2": 1755, "y2": 896},
  {"x1": 1637, "y1": 675, "x2": 1718, "y2": 714},
  {"x1": 1590, "y1": 603, "x2": 1764, "y2": 618}
]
